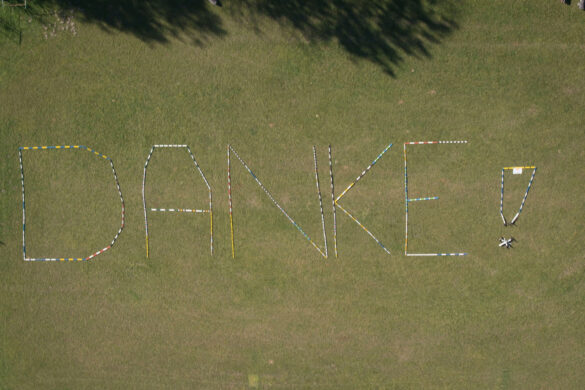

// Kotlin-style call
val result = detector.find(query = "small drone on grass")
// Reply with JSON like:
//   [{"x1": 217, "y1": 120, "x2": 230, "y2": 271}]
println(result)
[{"x1": 498, "y1": 237, "x2": 515, "y2": 249}]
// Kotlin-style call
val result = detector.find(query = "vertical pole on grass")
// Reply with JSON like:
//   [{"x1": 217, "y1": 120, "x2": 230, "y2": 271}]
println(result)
[
  {"x1": 313, "y1": 146, "x2": 328, "y2": 258},
  {"x1": 500, "y1": 168, "x2": 506, "y2": 226},
  {"x1": 328, "y1": 145, "x2": 337, "y2": 258},
  {"x1": 142, "y1": 146, "x2": 155, "y2": 258},
  {"x1": 403, "y1": 143, "x2": 408, "y2": 255},
  {"x1": 228, "y1": 145, "x2": 235, "y2": 258},
  {"x1": 18, "y1": 148, "x2": 26, "y2": 261}
]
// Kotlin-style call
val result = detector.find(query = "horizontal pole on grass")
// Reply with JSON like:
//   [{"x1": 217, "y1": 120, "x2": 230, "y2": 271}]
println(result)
[
  {"x1": 408, "y1": 197, "x2": 439, "y2": 202},
  {"x1": 20, "y1": 145, "x2": 110, "y2": 159},
  {"x1": 406, "y1": 253, "x2": 467, "y2": 256},
  {"x1": 149, "y1": 208, "x2": 209, "y2": 213},
  {"x1": 404, "y1": 141, "x2": 468, "y2": 145},
  {"x1": 503, "y1": 166, "x2": 536, "y2": 170},
  {"x1": 25, "y1": 258, "x2": 85, "y2": 262}
]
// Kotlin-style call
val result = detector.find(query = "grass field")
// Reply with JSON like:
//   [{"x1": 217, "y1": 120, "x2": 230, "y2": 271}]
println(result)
[{"x1": 1, "y1": 0, "x2": 585, "y2": 388}]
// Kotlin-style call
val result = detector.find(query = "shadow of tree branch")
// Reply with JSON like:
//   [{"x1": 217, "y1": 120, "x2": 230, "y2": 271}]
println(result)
[
  {"x1": 235, "y1": 0, "x2": 459, "y2": 76},
  {"x1": 29, "y1": 0, "x2": 459, "y2": 75},
  {"x1": 31, "y1": 0, "x2": 227, "y2": 44}
]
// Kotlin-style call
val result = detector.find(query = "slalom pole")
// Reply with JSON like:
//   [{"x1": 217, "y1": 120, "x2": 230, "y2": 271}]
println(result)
[
  {"x1": 335, "y1": 203, "x2": 391, "y2": 255},
  {"x1": 335, "y1": 143, "x2": 392, "y2": 203},
  {"x1": 143, "y1": 146, "x2": 155, "y2": 258},
  {"x1": 500, "y1": 168, "x2": 506, "y2": 225},
  {"x1": 313, "y1": 146, "x2": 328, "y2": 258},
  {"x1": 328, "y1": 145, "x2": 337, "y2": 258},
  {"x1": 18, "y1": 148, "x2": 26, "y2": 261},
  {"x1": 404, "y1": 143, "x2": 408, "y2": 255},
  {"x1": 228, "y1": 145, "x2": 235, "y2": 258}
]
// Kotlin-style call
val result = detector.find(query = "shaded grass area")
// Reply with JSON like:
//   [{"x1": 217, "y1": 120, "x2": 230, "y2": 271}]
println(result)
[
  {"x1": 20, "y1": 0, "x2": 457, "y2": 75},
  {"x1": 0, "y1": 5, "x2": 23, "y2": 45},
  {"x1": 1, "y1": 0, "x2": 585, "y2": 388}
]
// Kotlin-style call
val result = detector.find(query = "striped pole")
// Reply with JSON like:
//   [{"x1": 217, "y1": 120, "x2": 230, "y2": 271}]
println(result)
[
  {"x1": 335, "y1": 143, "x2": 392, "y2": 203},
  {"x1": 186, "y1": 146, "x2": 213, "y2": 255},
  {"x1": 143, "y1": 146, "x2": 155, "y2": 258},
  {"x1": 405, "y1": 141, "x2": 468, "y2": 145},
  {"x1": 209, "y1": 191, "x2": 213, "y2": 255},
  {"x1": 150, "y1": 208, "x2": 209, "y2": 213},
  {"x1": 406, "y1": 252, "x2": 467, "y2": 257},
  {"x1": 403, "y1": 141, "x2": 468, "y2": 257},
  {"x1": 404, "y1": 143, "x2": 408, "y2": 255},
  {"x1": 408, "y1": 197, "x2": 439, "y2": 202},
  {"x1": 405, "y1": 141, "x2": 438, "y2": 145},
  {"x1": 313, "y1": 146, "x2": 328, "y2": 258},
  {"x1": 334, "y1": 143, "x2": 392, "y2": 255},
  {"x1": 107, "y1": 157, "x2": 125, "y2": 250},
  {"x1": 228, "y1": 145, "x2": 235, "y2": 258},
  {"x1": 228, "y1": 145, "x2": 327, "y2": 258},
  {"x1": 503, "y1": 166, "x2": 536, "y2": 170},
  {"x1": 500, "y1": 168, "x2": 506, "y2": 225},
  {"x1": 328, "y1": 145, "x2": 337, "y2": 258},
  {"x1": 19, "y1": 145, "x2": 125, "y2": 262},
  {"x1": 18, "y1": 149, "x2": 26, "y2": 261},
  {"x1": 86, "y1": 156, "x2": 125, "y2": 261},
  {"x1": 86, "y1": 246, "x2": 109, "y2": 260},
  {"x1": 20, "y1": 145, "x2": 91, "y2": 151},
  {"x1": 21, "y1": 257, "x2": 85, "y2": 262},
  {"x1": 336, "y1": 203, "x2": 391, "y2": 255}
]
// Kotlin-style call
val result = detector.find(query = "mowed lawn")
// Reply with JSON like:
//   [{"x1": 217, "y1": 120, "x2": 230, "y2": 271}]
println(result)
[{"x1": 1, "y1": 0, "x2": 585, "y2": 388}]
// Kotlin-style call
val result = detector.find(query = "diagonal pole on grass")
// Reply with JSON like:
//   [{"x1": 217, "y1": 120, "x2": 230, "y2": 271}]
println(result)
[
  {"x1": 228, "y1": 144, "x2": 327, "y2": 258},
  {"x1": 334, "y1": 143, "x2": 392, "y2": 255}
]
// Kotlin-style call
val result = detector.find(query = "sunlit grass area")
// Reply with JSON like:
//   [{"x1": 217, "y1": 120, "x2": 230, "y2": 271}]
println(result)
[{"x1": 1, "y1": 0, "x2": 584, "y2": 388}]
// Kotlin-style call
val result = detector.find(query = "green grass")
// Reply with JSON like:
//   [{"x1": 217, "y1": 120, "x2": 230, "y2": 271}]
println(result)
[{"x1": 1, "y1": 0, "x2": 585, "y2": 388}]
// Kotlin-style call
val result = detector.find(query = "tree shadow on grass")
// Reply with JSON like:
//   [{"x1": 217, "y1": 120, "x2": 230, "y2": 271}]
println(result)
[
  {"x1": 233, "y1": 0, "x2": 459, "y2": 76},
  {"x1": 30, "y1": 0, "x2": 227, "y2": 44},
  {"x1": 30, "y1": 0, "x2": 459, "y2": 75},
  {"x1": 0, "y1": 6, "x2": 23, "y2": 45}
]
